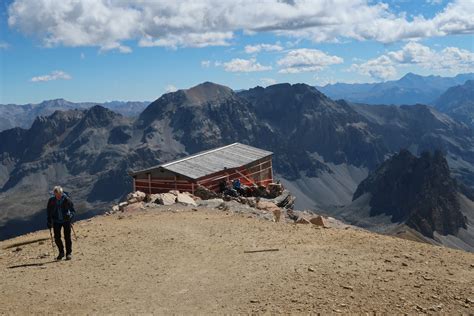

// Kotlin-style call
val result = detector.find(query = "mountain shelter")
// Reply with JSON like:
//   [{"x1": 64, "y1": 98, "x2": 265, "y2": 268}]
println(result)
[{"x1": 129, "y1": 143, "x2": 273, "y2": 194}]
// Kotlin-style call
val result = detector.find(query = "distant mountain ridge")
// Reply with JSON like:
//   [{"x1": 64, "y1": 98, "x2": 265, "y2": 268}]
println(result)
[
  {"x1": 318, "y1": 72, "x2": 474, "y2": 105},
  {"x1": 0, "y1": 99, "x2": 150, "y2": 132},
  {"x1": 1, "y1": 82, "x2": 474, "y2": 252},
  {"x1": 434, "y1": 80, "x2": 474, "y2": 127}
]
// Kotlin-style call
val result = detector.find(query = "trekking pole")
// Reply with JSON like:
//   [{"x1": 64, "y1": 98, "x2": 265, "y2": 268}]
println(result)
[
  {"x1": 49, "y1": 228, "x2": 55, "y2": 255},
  {"x1": 71, "y1": 223, "x2": 78, "y2": 241}
]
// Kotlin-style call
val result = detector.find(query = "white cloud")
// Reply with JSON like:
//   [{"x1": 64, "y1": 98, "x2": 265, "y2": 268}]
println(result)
[
  {"x1": 244, "y1": 43, "x2": 283, "y2": 54},
  {"x1": 165, "y1": 84, "x2": 177, "y2": 93},
  {"x1": 30, "y1": 70, "x2": 72, "y2": 82},
  {"x1": 201, "y1": 60, "x2": 211, "y2": 68},
  {"x1": 0, "y1": 42, "x2": 9, "y2": 49},
  {"x1": 277, "y1": 49, "x2": 343, "y2": 73},
  {"x1": 7, "y1": 0, "x2": 474, "y2": 52},
  {"x1": 350, "y1": 55, "x2": 397, "y2": 81},
  {"x1": 222, "y1": 58, "x2": 272, "y2": 72},
  {"x1": 350, "y1": 42, "x2": 474, "y2": 80},
  {"x1": 426, "y1": 0, "x2": 443, "y2": 4},
  {"x1": 260, "y1": 78, "x2": 277, "y2": 86},
  {"x1": 138, "y1": 32, "x2": 233, "y2": 49}
]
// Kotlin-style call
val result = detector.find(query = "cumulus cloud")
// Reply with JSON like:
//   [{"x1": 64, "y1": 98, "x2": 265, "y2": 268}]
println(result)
[
  {"x1": 222, "y1": 58, "x2": 272, "y2": 72},
  {"x1": 350, "y1": 42, "x2": 474, "y2": 80},
  {"x1": 0, "y1": 42, "x2": 9, "y2": 49},
  {"x1": 350, "y1": 55, "x2": 397, "y2": 81},
  {"x1": 30, "y1": 70, "x2": 72, "y2": 82},
  {"x1": 7, "y1": 0, "x2": 474, "y2": 52},
  {"x1": 201, "y1": 60, "x2": 211, "y2": 68},
  {"x1": 244, "y1": 43, "x2": 283, "y2": 54},
  {"x1": 277, "y1": 49, "x2": 343, "y2": 73}
]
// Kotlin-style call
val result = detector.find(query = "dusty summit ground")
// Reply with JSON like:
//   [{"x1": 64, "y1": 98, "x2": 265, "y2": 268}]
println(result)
[{"x1": 1, "y1": 206, "x2": 473, "y2": 314}]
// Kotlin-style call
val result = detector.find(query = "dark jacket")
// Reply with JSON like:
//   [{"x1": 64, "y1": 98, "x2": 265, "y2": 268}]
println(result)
[{"x1": 47, "y1": 194, "x2": 75, "y2": 224}]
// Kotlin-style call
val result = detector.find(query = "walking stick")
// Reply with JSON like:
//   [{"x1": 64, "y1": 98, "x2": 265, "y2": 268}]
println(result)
[
  {"x1": 49, "y1": 228, "x2": 55, "y2": 255},
  {"x1": 71, "y1": 223, "x2": 78, "y2": 241}
]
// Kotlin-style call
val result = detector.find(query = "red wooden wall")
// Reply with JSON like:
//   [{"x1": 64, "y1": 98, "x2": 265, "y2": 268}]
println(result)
[{"x1": 134, "y1": 156, "x2": 273, "y2": 194}]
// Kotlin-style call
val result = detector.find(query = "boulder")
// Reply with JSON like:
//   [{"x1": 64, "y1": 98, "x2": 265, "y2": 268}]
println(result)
[
  {"x1": 127, "y1": 191, "x2": 146, "y2": 202},
  {"x1": 176, "y1": 193, "x2": 197, "y2": 206},
  {"x1": 256, "y1": 201, "x2": 278, "y2": 210},
  {"x1": 156, "y1": 193, "x2": 177, "y2": 205},
  {"x1": 147, "y1": 194, "x2": 161, "y2": 203},
  {"x1": 123, "y1": 202, "x2": 144, "y2": 213},
  {"x1": 111, "y1": 205, "x2": 120, "y2": 212},
  {"x1": 118, "y1": 201, "x2": 129, "y2": 211},
  {"x1": 245, "y1": 197, "x2": 257, "y2": 208},
  {"x1": 198, "y1": 198, "x2": 225, "y2": 208},
  {"x1": 309, "y1": 215, "x2": 327, "y2": 227},
  {"x1": 194, "y1": 185, "x2": 219, "y2": 200},
  {"x1": 276, "y1": 194, "x2": 296, "y2": 209},
  {"x1": 256, "y1": 201, "x2": 282, "y2": 223},
  {"x1": 295, "y1": 217, "x2": 311, "y2": 224},
  {"x1": 169, "y1": 190, "x2": 180, "y2": 196}
]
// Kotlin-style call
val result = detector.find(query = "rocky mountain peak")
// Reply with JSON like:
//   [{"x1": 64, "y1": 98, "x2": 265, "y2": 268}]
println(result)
[
  {"x1": 239, "y1": 82, "x2": 334, "y2": 117},
  {"x1": 353, "y1": 149, "x2": 467, "y2": 237},
  {"x1": 80, "y1": 105, "x2": 121, "y2": 128},
  {"x1": 182, "y1": 82, "x2": 235, "y2": 106},
  {"x1": 137, "y1": 82, "x2": 236, "y2": 127}
]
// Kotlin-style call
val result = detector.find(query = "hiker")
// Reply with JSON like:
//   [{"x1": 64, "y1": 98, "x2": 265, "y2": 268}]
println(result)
[
  {"x1": 232, "y1": 178, "x2": 246, "y2": 195},
  {"x1": 47, "y1": 186, "x2": 75, "y2": 260}
]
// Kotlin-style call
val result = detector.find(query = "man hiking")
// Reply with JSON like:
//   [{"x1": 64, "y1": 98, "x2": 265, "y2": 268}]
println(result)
[{"x1": 47, "y1": 186, "x2": 75, "y2": 260}]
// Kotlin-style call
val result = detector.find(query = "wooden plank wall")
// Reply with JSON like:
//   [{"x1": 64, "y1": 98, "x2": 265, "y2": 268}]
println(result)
[{"x1": 134, "y1": 156, "x2": 273, "y2": 194}]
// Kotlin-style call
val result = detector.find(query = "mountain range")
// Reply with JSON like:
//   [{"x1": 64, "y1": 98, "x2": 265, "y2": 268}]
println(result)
[
  {"x1": 318, "y1": 72, "x2": 474, "y2": 106},
  {"x1": 0, "y1": 99, "x2": 150, "y2": 132},
  {"x1": 1, "y1": 82, "x2": 474, "y2": 252},
  {"x1": 434, "y1": 80, "x2": 474, "y2": 128}
]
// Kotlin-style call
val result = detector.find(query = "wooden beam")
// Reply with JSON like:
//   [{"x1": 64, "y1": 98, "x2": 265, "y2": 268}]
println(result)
[{"x1": 147, "y1": 173, "x2": 151, "y2": 194}]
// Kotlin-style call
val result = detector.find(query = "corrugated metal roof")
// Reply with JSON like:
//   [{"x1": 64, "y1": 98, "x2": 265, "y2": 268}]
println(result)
[{"x1": 131, "y1": 143, "x2": 272, "y2": 179}]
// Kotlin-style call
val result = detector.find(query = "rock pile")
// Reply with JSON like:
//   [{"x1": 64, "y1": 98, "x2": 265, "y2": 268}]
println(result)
[{"x1": 108, "y1": 186, "x2": 344, "y2": 228}]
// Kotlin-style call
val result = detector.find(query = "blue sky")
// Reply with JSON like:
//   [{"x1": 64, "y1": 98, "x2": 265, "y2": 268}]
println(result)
[{"x1": 0, "y1": 0, "x2": 473, "y2": 104}]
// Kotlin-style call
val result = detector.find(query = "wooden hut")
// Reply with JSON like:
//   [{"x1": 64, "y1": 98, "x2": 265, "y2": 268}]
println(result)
[{"x1": 129, "y1": 143, "x2": 273, "y2": 194}]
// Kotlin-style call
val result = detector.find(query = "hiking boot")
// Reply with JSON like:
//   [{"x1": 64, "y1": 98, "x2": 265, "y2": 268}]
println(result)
[
  {"x1": 66, "y1": 254, "x2": 72, "y2": 261},
  {"x1": 56, "y1": 253, "x2": 64, "y2": 261}
]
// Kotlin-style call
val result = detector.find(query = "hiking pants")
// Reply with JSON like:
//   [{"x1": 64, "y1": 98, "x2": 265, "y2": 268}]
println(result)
[{"x1": 53, "y1": 222, "x2": 72, "y2": 255}]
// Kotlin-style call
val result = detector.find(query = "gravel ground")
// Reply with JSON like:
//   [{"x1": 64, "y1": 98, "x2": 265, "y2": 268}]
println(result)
[{"x1": 1, "y1": 206, "x2": 473, "y2": 314}]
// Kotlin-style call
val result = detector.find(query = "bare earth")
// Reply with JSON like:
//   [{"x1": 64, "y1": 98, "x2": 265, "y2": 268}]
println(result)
[{"x1": 1, "y1": 206, "x2": 473, "y2": 314}]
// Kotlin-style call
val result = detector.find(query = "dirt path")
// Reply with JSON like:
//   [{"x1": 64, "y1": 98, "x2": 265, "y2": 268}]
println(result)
[{"x1": 1, "y1": 207, "x2": 473, "y2": 314}]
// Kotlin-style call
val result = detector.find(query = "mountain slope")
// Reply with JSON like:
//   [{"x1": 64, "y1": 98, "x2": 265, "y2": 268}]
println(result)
[
  {"x1": 337, "y1": 150, "x2": 474, "y2": 251},
  {"x1": 318, "y1": 73, "x2": 474, "y2": 105},
  {"x1": 434, "y1": 80, "x2": 474, "y2": 127},
  {"x1": 1, "y1": 207, "x2": 473, "y2": 314}
]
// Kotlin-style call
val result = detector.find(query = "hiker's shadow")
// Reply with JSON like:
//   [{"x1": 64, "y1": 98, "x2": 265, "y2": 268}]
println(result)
[{"x1": 7, "y1": 260, "x2": 58, "y2": 269}]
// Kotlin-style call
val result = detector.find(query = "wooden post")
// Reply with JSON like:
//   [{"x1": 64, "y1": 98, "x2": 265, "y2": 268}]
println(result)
[
  {"x1": 192, "y1": 183, "x2": 195, "y2": 195},
  {"x1": 147, "y1": 173, "x2": 151, "y2": 194},
  {"x1": 269, "y1": 158, "x2": 273, "y2": 182},
  {"x1": 132, "y1": 176, "x2": 136, "y2": 192},
  {"x1": 174, "y1": 176, "x2": 177, "y2": 190}
]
